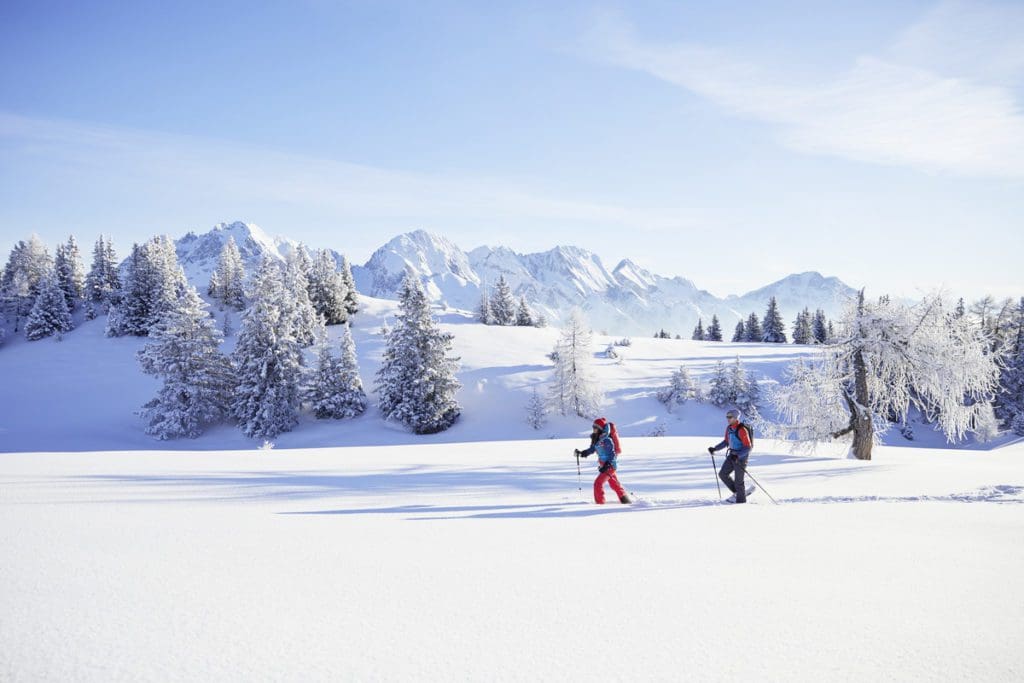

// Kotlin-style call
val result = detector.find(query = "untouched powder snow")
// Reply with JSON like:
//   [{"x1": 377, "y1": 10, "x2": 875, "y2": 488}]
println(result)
[{"x1": 1, "y1": 438, "x2": 1022, "y2": 680}]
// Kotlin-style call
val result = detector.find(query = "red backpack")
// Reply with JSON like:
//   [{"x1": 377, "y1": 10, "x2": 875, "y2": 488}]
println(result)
[{"x1": 608, "y1": 422, "x2": 622, "y2": 455}]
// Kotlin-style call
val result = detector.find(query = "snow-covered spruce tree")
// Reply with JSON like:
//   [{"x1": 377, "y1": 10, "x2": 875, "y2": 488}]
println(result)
[
  {"x1": 516, "y1": 296, "x2": 534, "y2": 327},
  {"x1": 728, "y1": 356, "x2": 761, "y2": 419},
  {"x1": 307, "y1": 249, "x2": 349, "y2": 325},
  {"x1": 490, "y1": 275, "x2": 516, "y2": 326},
  {"x1": 707, "y1": 315, "x2": 723, "y2": 342},
  {"x1": 106, "y1": 237, "x2": 186, "y2": 337},
  {"x1": 692, "y1": 319, "x2": 705, "y2": 341},
  {"x1": 213, "y1": 237, "x2": 246, "y2": 310},
  {"x1": 24, "y1": 272, "x2": 73, "y2": 341},
  {"x1": 744, "y1": 312, "x2": 762, "y2": 343},
  {"x1": 761, "y1": 297, "x2": 787, "y2": 343},
  {"x1": 207, "y1": 269, "x2": 222, "y2": 299},
  {"x1": 792, "y1": 308, "x2": 813, "y2": 345},
  {"x1": 994, "y1": 297, "x2": 1024, "y2": 428},
  {"x1": 54, "y1": 236, "x2": 85, "y2": 312},
  {"x1": 339, "y1": 255, "x2": 359, "y2": 316},
  {"x1": 232, "y1": 258, "x2": 306, "y2": 439},
  {"x1": 770, "y1": 291, "x2": 1000, "y2": 460},
  {"x1": 136, "y1": 285, "x2": 233, "y2": 439},
  {"x1": 732, "y1": 320, "x2": 746, "y2": 342},
  {"x1": 477, "y1": 291, "x2": 493, "y2": 324},
  {"x1": 85, "y1": 235, "x2": 119, "y2": 306},
  {"x1": 549, "y1": 307, "x2": 602, "y2": 417},
  {"x1": 812, "y1": 309, "x2": 828, "y2": 344},
  {"x1": 657, "y1": 365, "x2": 696, "y2": 413},
  {"x1": 706, "y1": 359, "x2": 732, "y2": 407},
  {"x1": 307, "y1": 324, "x2": 367, "y2": 419},
  {"x1": 525, "y1": 387, "x2": 548, "y2": 430},
  {"x1": 2, "y1": 235, "x2": 53, "y2": 331},
  {"x1": 1013, "y1": 412, "x2": 1024, "y2": 436},
  {"x1": 282, "y1": 250, "x2": 321, "y2": 347},
  {"x1": 375, "y1": 272, "x2": 461, "y2": 434}
]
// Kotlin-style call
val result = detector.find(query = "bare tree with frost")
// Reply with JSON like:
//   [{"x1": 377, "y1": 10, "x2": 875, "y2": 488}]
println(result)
[{"x1": 549, "y1": 308, "x2": 602, "y2": 417}]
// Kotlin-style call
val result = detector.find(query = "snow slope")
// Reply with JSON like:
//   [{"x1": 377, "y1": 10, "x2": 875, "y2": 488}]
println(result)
[{"x1": 1, "y1": 439, "x2": 1022, "y2": 680}]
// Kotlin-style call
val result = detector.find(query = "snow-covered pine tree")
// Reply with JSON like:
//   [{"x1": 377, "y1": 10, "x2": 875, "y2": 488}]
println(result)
[
  {"x1": 744, "y1": 312, "x2": 763, "y2": 343},
  {"x1": 732, "y1": 320, "x2": 746, "y2": 342},
  {"x1": 657, "y1": 365, "x2": 696, "y2": 413},
  {"x1": 106, "y1": 237, "x2": 187, "y2": 337},
  {"x1": 207, "y1": 269, "x2": 222, "y2": 299},
  {"x1": 2, "y1": 235, "x2": 53, "y2": 331},
  {"x1": 516, "y1": 296, "x2": 534, "y2": 327},
  {"x1": 490, "y1": 276, "x2": 516, "y2": 326},
  {"x1": 812, "y1": 309, "x2": 828, "y2": 344},
  {"x1": 24, "y1": 272, "x2": 73, "y2": 341},
  {"x1": 761, "y1": 297, "x2": 787, "y2": 343},
  {"x1": 792, "y1": 308, "x2": 813, "y2": 344},
  {"x1": 136, "y1": 285, "x2": 232, "y2": 439},
  {"x1": 375, "y1": 272, "x2": 461, "y2": 434},
  {"x1": 994, "y1": 297, "x2": 1024, "y2": 429},
  {"x1": 339, "y1": 255, "x2": 359, "y2": 316},
  {"x1": 477, "y1": 291, "x2": 493, "y2": 325},
  {"x1": 525, "y1": 387, "x2": 548, "y2": 430},
  {"x1": 213, "y1": 237, "x2": 246, "y2": 310},
  {"x1": 954, "y1": 298, "x2": 965, "y2": 319},
  {"x1": 706, "y1": 359, "x2": 732, "y2": 407},
  {"x1": 282, "y1": 250, "x2": 321, "y2": 347},
  {"x1": 231, "y1": 258, "x2": 306, "y2": 439},
  {"x1": 222, "y1": 311, "x2": 233, "y2": 337},
  {"x1": 85, "y1": 235, "x2": 118, "y2": 305},
  {"x1": 548, "y1": 308, "x2": 602, "y2": 417},
  {"x1": 307, "y1": 249, "x2": 349, "y2": 325},
  {"x1": 307, "y1": 325, "x2": 367, "y2": 419},
  {"x1": 728, "y1": 356, "x2": 761, "y2": 418},
  {"x1": 707, "y1": 315, "x2": 723, "y2": 342},
  {"x1": 692, "y1": 319, "x2": 705, "y2": 341},
  {"x1": 771, "y1": 291, "x2": 1000, "y2": 460},
  {"x1": 54, "y1": 236, "x2": 85, "y2": 312}
]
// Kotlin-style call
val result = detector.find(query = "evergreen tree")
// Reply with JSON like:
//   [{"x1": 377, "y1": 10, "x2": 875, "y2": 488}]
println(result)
[
  {"x1": 375, "y1": 273, "x2": 461, "y2": 434},
  {"x1": 213, "y1": 237, "x2": 246, "y2": 310},
  {"x1": 516, "y1": 296, "x2": 534, "y2": 327},
  {"x1": 954, "y1": 298, "x2": 965, "y2": 319},
  {"x1": 525, "y1": 387, "x2": 548, "y2": 430},
  {"x1": 85, "y1": 235, "x2": 119, "y2": 305},
  {"x1": 707, "y1": 315, "x2": 723, "y2": 342},
  {"x1": 657, "y1": 365, "x2": 696, "y2": 412},
  {"x1": 136, "y1": 285, "x2": 232, "y2": 439},
  {"x1": 761, "y1": 297, "x2": 787, "y2": 343},
  {"x1": 282, "y1": 250, "x2": 321, "y2": 347},
  {"x1": 477, "y1": 291, "x2": 493, "y2": 325},
  {"x1": 25, "y1": 272, "x2": 73, "y2": 341},
  {"x1": 706, "y1": 360, "x2": 732, "y2": 407},
  {"x1": 307, "y1": 248, "x2": 349, "y2": 325},
  {"x1": 339, "y1": 255, "x2": 359, "y2": 316},
  {"x1": 732, "y1": 320, "x2": 746, "y2": 342},
  {"x1": 307, "y1": 325, "x2": 367, "y2": 419},
  {"x1": 728, "y1": 356, "x2": 761, "y2": 418},
  {"x1": 812, "y1": 309, "x2": 828, "y2": 344},
  {"x1": 792, "y1": 308, "x2": 813, "y2": 344},
  {"x1": 744, "y1": 312, "x2": 763, "y2": 343},
  {"x1": 207, "y1": 269, "x2": 222, "y2": 299},
  {"x1": 106, "y1": 237, "x2": 186, "y2": 337},
  {"x1": 995, "y1": 297, "x2": 1024, "y2": 428},
  {"x1": 549, "y1": 308, "x2": 602, "y2": 417},
  {"x1": 232, "y1": 259, "x2": 306, "y2": 439},
  {"x1": 2, "y1": 235, "x2": 53, "y2": 331},
  {"x1": 54, "y1": 236, "x2": 85, "y2": 311},
  {"x1": 692, "y1": 319, "x2": 705, "y2": 341},
  {"x1": 222, "y1": 311, "x2": 233, "y2": 337},
  {"x1": 490, "y1": 276, "x2": 516, "y2": 326}
]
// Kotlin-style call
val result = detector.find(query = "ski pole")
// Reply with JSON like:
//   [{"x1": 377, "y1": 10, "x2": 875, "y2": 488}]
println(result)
[
  {"x1": 709, "y1": 449, "x2": 722, "y2": 501},
  {"x1": 575, "y1": 450, "x2": 583, "y2": 498},
  {"x1": 740, "y1": 463, "x2": 778, "y2": 505}
]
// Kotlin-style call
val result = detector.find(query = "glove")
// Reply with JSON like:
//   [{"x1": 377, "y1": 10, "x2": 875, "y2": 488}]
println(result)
[
  {"x1": 708, "y1": 447, "x2": 715, "y2": 455},
  {"x1": 598, "y1": 462, "x2": 612, "y2": 474},
  {"x1": 574, "y1": 449, "x2": 581, "y2": 457}
]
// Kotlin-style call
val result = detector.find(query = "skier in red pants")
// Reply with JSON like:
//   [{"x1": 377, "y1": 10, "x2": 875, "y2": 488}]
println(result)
[{"x1": 574, "y1": 417, "x2": 631, "y2": 504}]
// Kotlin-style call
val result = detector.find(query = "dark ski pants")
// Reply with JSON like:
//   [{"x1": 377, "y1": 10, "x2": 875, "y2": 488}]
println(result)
[{"x1": 719, "y1": 453, "x2": 748, "y2": 503}]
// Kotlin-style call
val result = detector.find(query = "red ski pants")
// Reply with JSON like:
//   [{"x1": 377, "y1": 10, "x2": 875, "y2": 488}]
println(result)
[{"x1": 594, "y1": 468, "x2": 626, "y2": 504}]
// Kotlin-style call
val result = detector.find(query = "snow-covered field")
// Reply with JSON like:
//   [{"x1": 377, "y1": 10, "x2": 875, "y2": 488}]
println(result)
[{"x1": 2, "y1": 438, "x2": 1022, "y2": 680}]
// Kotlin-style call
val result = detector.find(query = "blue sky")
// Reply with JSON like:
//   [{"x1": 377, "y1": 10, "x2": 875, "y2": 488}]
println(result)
[{"x1": 1, "y1": 0, "x2": 1022, "y2": 298}]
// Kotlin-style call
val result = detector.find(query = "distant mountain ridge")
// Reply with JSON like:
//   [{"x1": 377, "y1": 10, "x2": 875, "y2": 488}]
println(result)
[{"x1": 173, "y1": 222, "x2": 859, "y2": 336}]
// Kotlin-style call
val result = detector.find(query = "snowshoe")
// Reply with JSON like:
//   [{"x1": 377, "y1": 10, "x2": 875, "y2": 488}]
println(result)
[{"x1": 619, "y1": 494, "x2": 632, "y2": 504}]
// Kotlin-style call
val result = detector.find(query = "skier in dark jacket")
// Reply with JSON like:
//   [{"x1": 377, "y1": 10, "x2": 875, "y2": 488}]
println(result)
[
  {"x1": 575, "y1": 417, "x2": 632, "y2": 504},
  {"x1": 708, "y1": 409, "x2": 755, "y2": 504}
]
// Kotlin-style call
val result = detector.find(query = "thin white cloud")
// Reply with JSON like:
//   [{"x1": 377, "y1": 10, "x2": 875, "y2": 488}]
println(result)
[{"x1": 582, "y1": 2, "x2": 1024, "y2": 178}]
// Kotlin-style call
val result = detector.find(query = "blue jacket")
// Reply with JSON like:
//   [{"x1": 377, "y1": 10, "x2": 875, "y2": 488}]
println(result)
[
  {"x1": 712, "y1": 423, "x2": 752, "y2": 459},
  {"x1": 581, "y1": 424, "x2": 617, "y2": 468}
]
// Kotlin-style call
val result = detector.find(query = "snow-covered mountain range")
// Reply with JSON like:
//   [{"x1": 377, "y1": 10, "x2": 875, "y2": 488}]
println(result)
[{"x1": 174, "y1": 222, "x2": 858, "y2": 335}]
